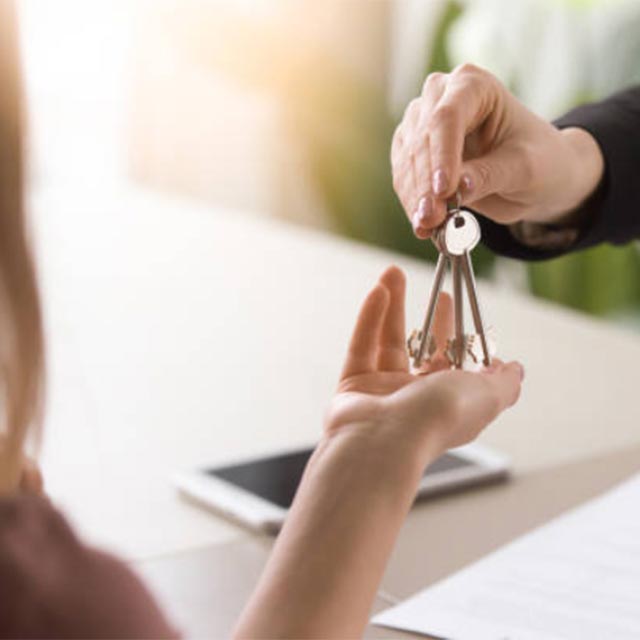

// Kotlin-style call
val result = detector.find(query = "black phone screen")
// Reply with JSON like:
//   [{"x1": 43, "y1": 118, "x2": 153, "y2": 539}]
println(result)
[{"x1": 206, "y1": 448, "x2": 474, "y2": 509}]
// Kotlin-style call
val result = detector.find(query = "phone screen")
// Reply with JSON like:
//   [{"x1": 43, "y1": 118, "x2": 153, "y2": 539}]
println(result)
[{"x1": 206, "y1": 448, "x2": 474, "y2": 509}]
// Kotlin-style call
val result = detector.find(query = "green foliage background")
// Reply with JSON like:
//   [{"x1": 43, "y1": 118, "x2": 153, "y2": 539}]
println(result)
[{"x1": 290, "y1": 0, "x2": 640, "y2": 317}]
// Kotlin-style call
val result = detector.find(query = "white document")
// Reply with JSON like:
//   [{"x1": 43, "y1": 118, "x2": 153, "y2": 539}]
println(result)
[{"x1": 373, "y1": 471, "x2": 640, "y2": 639}]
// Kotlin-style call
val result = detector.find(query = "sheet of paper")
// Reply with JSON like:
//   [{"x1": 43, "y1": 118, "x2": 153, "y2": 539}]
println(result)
[{"x1": 373, "y1": 471, "x2": 640, "y2": 639}]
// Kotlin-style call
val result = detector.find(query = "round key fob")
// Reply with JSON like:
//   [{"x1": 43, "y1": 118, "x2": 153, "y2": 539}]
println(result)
[{"x1": 438, "y1": 209, "x2": 481, "y2": 256}]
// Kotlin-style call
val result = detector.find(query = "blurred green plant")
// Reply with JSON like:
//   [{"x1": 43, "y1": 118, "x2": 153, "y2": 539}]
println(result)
[
  {"x1": 529, "y1": 245, "x2": 640, "y2": 315},
  {"x1": 284, "y1": 52, "x2": 440, "y2": 266}
]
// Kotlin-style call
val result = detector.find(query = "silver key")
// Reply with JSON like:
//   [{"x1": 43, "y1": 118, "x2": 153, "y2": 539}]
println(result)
[
  {"x1": 409, "y1": 252, "x2": 447, "y2": 368},
  {"x1": 460, "y1": 250, "x2": 491, "y2": 367},
  {"x1": 437, "y1": 210, "x2": 480, "y2": 256},
  {"x1": 451, "y1": 255, "x2": 464, "y2": 368},
  {"x1": 407, "y1": 195, "x2": 494, "y2": 370}
]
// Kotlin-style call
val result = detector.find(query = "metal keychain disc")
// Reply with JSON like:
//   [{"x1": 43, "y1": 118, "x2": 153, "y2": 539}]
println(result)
[{"x1": 439, "y1": 210, "x2": 480, "y2": 256}]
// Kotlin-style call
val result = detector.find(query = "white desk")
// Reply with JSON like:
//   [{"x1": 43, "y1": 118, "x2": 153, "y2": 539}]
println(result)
[{"x1": 34, "y1": 183, "x2": 640, "y2": 568}]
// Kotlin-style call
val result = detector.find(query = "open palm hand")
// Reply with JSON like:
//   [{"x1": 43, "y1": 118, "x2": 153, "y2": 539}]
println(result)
[{"x1": 326, "y1": 267, "x2": 523, "y2": 461}]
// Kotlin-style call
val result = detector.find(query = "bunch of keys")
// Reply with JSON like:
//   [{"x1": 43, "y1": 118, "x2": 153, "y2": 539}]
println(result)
[{"x1": 407, "y1": 194, "x2": 496, "y2": 371}]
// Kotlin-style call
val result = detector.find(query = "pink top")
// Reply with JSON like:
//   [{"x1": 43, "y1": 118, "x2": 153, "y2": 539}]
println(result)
[{"x1": 0, "y1": 495, "x2": 179, "y2": 638}]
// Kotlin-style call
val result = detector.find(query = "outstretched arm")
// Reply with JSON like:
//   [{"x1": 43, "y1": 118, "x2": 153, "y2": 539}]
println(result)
[{"x1": 234, "y1": 266, "x2": 523, "y2": 638}]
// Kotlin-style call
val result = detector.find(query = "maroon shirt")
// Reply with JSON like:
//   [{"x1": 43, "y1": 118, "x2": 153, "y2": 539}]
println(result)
[{"x1": 0, "y1": 495, "x2": 179, "y2": 638}]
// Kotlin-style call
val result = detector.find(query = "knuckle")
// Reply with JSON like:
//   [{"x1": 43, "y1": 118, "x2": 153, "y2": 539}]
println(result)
[
  {"x1": 474, "y1": 160, "x2": 493, "y2": 191},
  {"x1": 402, "y1": 97, "x2": 421, "y2": 122},
  {"x1": 422, "y1": 71, "x2": 446, "y2": 95},
  {"x1": 453, "y1": 62, "x2": 484, "y2": 79},
  {"x1": 464, "y1": 74, "x2": 484, "y2": 95},
  {"x1": 391, "y1": 135, "x2": 413, "y2": 169},
  {"x1": 407, "y1": 136, "x2": 426, "y2": 161},
  {"x1": 452, "y1": 63, "x2": 496, "y2": 94}
]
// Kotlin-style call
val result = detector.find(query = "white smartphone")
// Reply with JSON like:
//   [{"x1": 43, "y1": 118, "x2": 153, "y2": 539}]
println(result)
[{"x1": 175, "y1": 443, "x2": 510, "y2": 534}]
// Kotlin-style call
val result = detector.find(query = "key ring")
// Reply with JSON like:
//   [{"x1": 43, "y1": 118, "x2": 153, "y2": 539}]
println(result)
[{"x1": 446, "y1": 190, "x2": 462, "y2": 216}]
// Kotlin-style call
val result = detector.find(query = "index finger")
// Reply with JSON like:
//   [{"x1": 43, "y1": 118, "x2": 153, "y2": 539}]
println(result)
[
  {"x1": 341, "y1": 284, "x2": 390, "y2": 381},
  {"x1": 428, "y1": 64, "x2": 498, "y2": 201},
  {"x1": 377, "y1": 266, "x2": 409, "y2": 372}
]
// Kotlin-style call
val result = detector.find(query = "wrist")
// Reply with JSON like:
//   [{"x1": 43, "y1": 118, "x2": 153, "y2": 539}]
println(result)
[
  {"x1": 315, "y1": 424, "x2": 429, "y2": 497},
  {"x1": 238, "y1": 426, "x2": 430, "y2": 638},
  {"x1": 545, "y1": 127, "x2": 604, "y2": 226}
]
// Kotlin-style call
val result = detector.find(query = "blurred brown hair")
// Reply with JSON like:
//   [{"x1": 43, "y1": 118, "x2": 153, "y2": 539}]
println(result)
[{"x1": 0, "y1": 0, "x2": 45, "y2": 492}]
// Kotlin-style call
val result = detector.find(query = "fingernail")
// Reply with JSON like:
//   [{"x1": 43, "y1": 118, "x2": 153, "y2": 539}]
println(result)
[
  {"x1": 412, "y1": 197, "x2": 429, "y2": 236},
  {"x1": 517, "y1": 363, "x2": 526, "y2": 382},
  {"x1": 412, "y1": 210, "x2": 429, "y2": 239},
  {"x1": 432, "y1": 168, "x2": 448, "y2": 196},
  {"x1": 417, "y1": 195, "x2": 434, "y2": 226},
  {"x1": 416, "y1": 196, "x2": 427, "y2": 220},
  {"x1": 461, "y1": 173, "x2": 473, "y2": 196},
  {"x1": 412, "y1": 209, "x2": 422, "y2": 231}
]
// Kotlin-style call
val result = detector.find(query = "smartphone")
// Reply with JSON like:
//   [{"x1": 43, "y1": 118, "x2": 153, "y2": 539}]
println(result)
[{"x1": 174, "y1": 443, "x2": 509, "y2": 534}]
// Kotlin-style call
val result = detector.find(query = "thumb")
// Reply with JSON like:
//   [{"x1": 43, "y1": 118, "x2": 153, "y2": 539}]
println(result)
[
  {"x1": 461, "y1": 146, "x2": 528, "y2": 204},
  {"x1": 481, "y1": 360, "x2": 525, "y2": 414}
]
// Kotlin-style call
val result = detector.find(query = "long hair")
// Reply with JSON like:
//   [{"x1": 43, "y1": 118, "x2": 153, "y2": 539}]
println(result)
[{"x1": 0, "y1": 0, "x2": 45, "y2": 492}]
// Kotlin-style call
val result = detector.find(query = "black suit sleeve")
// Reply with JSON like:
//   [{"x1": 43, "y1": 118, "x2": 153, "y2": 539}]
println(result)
[{"x1": 477, "y1": 85, "x2": 640, "y2": 261}]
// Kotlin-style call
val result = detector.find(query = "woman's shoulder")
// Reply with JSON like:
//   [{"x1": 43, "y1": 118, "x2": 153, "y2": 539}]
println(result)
[
  {"x1": 0, "y1": 495, "x2": 179, "y2": 639},
  {"x1": 0, "y1": 492, "x2": 79, "y2": 549}
]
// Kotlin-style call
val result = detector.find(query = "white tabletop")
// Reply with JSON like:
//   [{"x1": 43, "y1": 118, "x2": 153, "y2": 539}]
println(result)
[{"x1": 33, "y1": 183, "x2": 640, "y2": 562}]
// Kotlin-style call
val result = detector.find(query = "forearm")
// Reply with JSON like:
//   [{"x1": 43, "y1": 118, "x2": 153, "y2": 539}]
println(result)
[
  {"x1": 234, "y1": 428, "x2": 437, "y2": 639},
  {"x1": 537, "y1": 127, "x2": 604, "y2": 226}
]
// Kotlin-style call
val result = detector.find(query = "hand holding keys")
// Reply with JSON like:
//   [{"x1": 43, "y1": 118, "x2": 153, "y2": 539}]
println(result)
[{"x1": 407, "y1": 195, "x2": 496, "y2": 371}]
